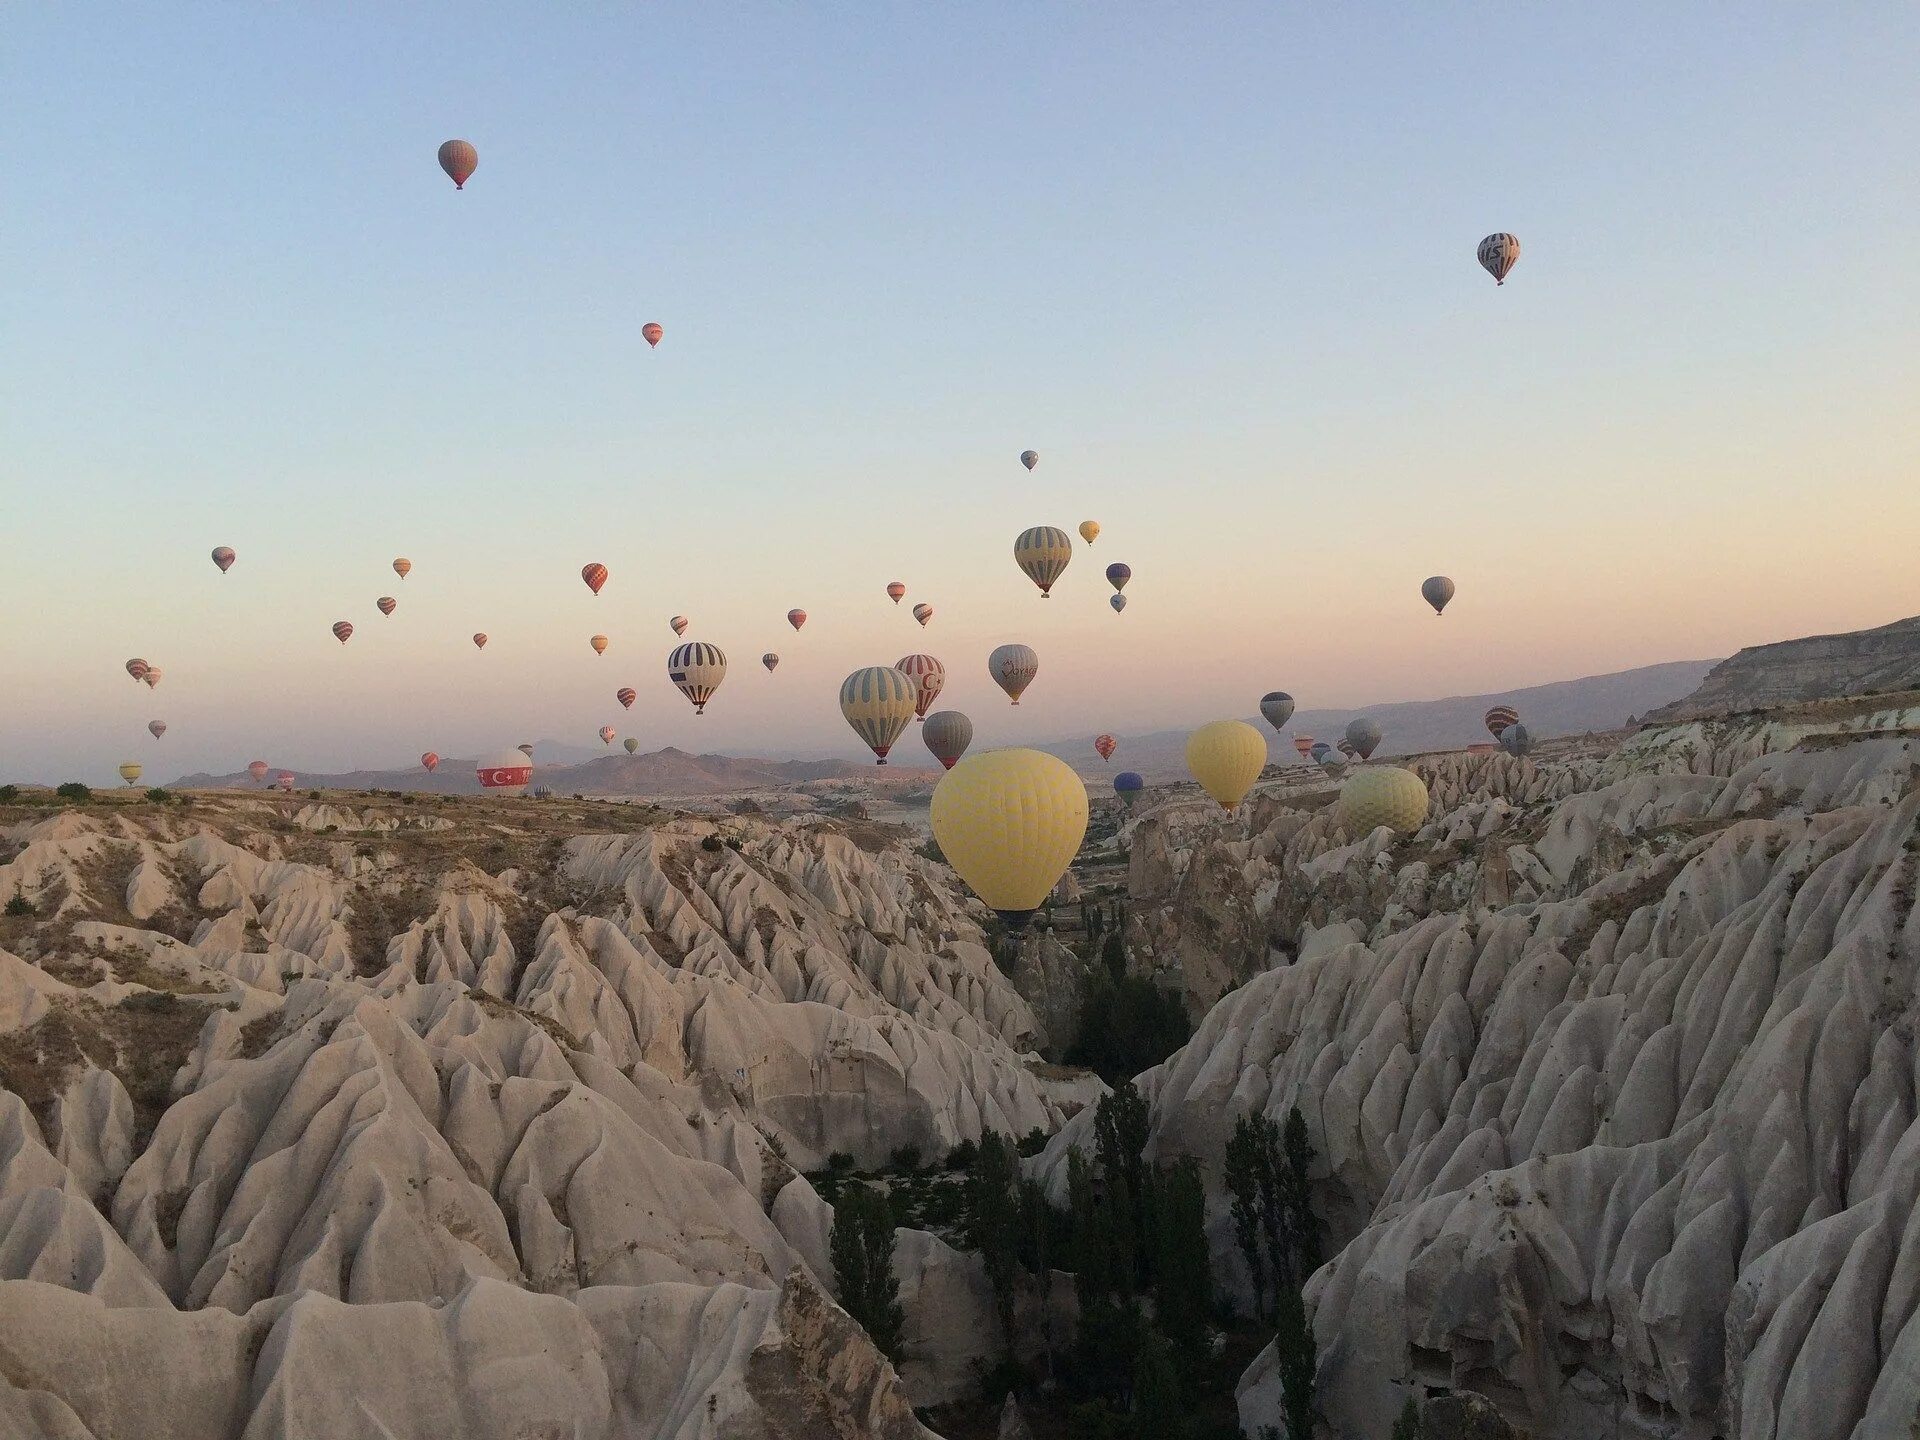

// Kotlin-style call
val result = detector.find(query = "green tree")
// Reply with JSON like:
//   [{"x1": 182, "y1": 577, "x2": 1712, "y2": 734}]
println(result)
[
  {"x1": 1094, "y1": 1081, "x2": 1148, "y2": 1206},
  {"x1": 1151, "y1": 1159, "x2": 1212, "y2": 1366},
  {"x1": 829, "y1": 1182, "x2": 904, "y2": 1359},
  {"x1": 1132, "y1": 1326, "x2": 1185, "y2": 1440},
  {"x1": 1281, "y1": 1107, "x2": 1321, "y2": 1279},
  {"x1": 1391, "y1": 1394, "x2": 1423, "y2": 1439},
  {"x1": 1272, "y1": 1279, "x2": 1316, "y2": 1440},
  {"x1": 1101, "y1": 1169, "x2": 1137, "y2": 1298},
  {"x1": 1068, "y1": 1148, "x2": 1106, "y2": 1305},
  {"x1": 1224, "y1": 1113, "x2": 1282, "y2": 1317},
  {"x1": 966, "y1": 1131, "x2": 1023, "y2": 1351}
]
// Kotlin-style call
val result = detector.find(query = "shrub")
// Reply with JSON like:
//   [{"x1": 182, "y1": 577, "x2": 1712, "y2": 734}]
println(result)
[
  {"x1": 144, "y1": 788, "x2": 173, "y2": 804},
  {"x1": 944, "y1": 1138, "x2": 978, "y2": 1171},
  {"x1": 0, "y1": 785, "x2": 18, "y2": 803},
  {"x1": 700, "y1": 835, "x2": 724, "y2": 853},
  {"x1": 1017, "y1": 1127, "x2": 1049, "y2": 1158},
  {"x1": 888, "y1": 1144, "x2": 922, "y2": 1173},
  {"x1": 826, "y1": 1151, "x2": 855, "y2": 1175},
  {"x1": 4, "y1": 896, "x2": 32, "y2": 918},
  {"x1": 829, "y1": 1182, "x2": 904, "y2": 1358},
  {"x1": 55, "y1": 782, "x2": 92, "y2": 804}
]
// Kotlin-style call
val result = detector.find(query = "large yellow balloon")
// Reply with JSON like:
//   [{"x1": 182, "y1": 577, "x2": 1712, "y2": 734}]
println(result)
[
  {"x1": 931, "y1": 748, "x2": 1088, "y2": 928},
  {"x1": 118, "y1": 762, "x2": 143, "y2": 786},
  {"x1": 1337, "y1": 766, "x2": 1429, "y2": 835},
  {"x1": 1185, "y1": 720, "x2": 1267, "y2": 811}
]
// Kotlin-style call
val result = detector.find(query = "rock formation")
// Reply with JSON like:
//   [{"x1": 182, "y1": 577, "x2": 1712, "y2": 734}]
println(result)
[{"x1": 1644, "y1": 613, "x2": 1920, "y2": 721}]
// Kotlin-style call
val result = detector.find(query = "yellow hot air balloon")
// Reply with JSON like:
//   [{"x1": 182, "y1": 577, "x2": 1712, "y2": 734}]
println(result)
[
  {"x1": 929, "y1": 748, "x2": 1088, "y2": 929},
  {"x1": 118, "y1": 762, "x2": 143, "y2": 787},
  {"x1": 1078, "y1": 520, "x2": 1100, "y2": 545},
  {"x1": 1013, "y1": 526, "x2": 1073, "y2": 598},
  {"x1": 1185, "y1": 720, "x2": 1267, "y2": 811},
  {"x1": 1337, "y1": 766, "x2": 1429, "y2": 835},
  {"x1": 590, "y1": 634, "x2": 609, "y2": 656}
]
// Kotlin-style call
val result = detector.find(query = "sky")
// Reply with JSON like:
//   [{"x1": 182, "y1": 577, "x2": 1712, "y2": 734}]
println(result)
[{"x1": 4, "y1": 6, "x2": 1918, "y2": 784}]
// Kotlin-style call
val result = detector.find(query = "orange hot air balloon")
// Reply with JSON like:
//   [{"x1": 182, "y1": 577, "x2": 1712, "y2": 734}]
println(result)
[
  {"x1": 599, "y1": 726, "x2": 616, "y2": 745},
  {"x1": 886, "y1": 582, "x2": 906, "y2": 604},
  {"x1": 642, "y1": 322, "x2": 663, "y2": 348},
  {"x1": 438, "y1": 139, "x2": 478, "y2": 190},
  {"x1": 912, "y1": 603, "x2": 933, "y2": 627},
  {"x1": 472, "y1": 633, "x2": 488, "y2": 650},
  {"x1": 616, "y1": 687, "x2": 637, "y2": 709},
  {"x1": 421, "y1": 752, "x2": 440, "y2": 772},
  {"x1": 377, "y1": 596, "x2": 397, "y2": 616},
  {"x1": 143, "y1": 667, "x2": 163, "y2": 690},
  {"x1": 332, "y1": 621, "x2": 353, "y2": 644},
  {"x1": 126, "y1": 659, "x2": 150, "y2": 682},
  {"x1": 1094, "y1": 734, "x2": 1117, "y2": 763},
  {"x1": 393, "y1": 557, "x2": 412, "y2": 580},
  {"x1": 581, "y1": 563, "x2": 608, "y2": 595},
  {"x1": 788, "y1": 608, "x2": 807, "y2": 631},
  {"x1": 670, "y1": 615, "x2": 690, "y2": 637},
  {"x1": 590, "y1": 634, "x2": 609, "y2": 656},
  {"x1": 247, "y1": 761, "x2": 270, "y2": 783}
]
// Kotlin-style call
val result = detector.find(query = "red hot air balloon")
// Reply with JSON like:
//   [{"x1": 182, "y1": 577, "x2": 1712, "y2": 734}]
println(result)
[
  {"x1": 126, "y1": 659, "x2": 150, "y2": 683},
  {"x1": 421, "y1": 752, "x2": 440, "y2": 772},
  {"x1": 477, "y1": 750, "x2": 533, "y2": 796},
  {"x1": 1292, "y1": 735, "x2": 1315, "y2": 762},
  {"x1": 886, "y1": 582, "x2": 906, "y2": 604},
  {"x1": 642, "y1": 322, "x2": 663, "y2": 348},
  {"x1": 377, "y1": 596, "x2": 397, "y2": 616},
  {"x1": 438, "y1": 139, "x2": 478, "y2": 190},
  {"x1": 472, "y1": 633, "x2": 488, "y2": 650},
  {"x1": 581, "y1": 563, "x2": 608, "y2": 595},
  {"x1": 211, "y1": 546, "x2": 236, "y2": 573},
  {"x1": 276, "y1": 771, "x2": 295, "y2": 792},
  {"x1": 912, "y1": 603, "x2": 933, "y2": 628},
  {"x1": 616, "y1": 687, "x2": 637, "y2": 709},
  {"x1": 143, "y1": 667, "x2": 163, "y2": 690},
  {"x1": 332, "y1": 621, "x2": 353, "y2": 644},
  {"x1": 599, "y1": 726, "x2": 616, "y2": 745},
  {"x1": 1094, "y1": 734, "x2": 1117, "y2": 763},
  {"x1": 787, "y1": 608, "x2": 807, "y2": 631},
  {"x1": 247, "y1": 761, "x2": 270, "y2": 784},
  {"x1": 670, "y1": 616, "x2": 690, "y2": 637}
]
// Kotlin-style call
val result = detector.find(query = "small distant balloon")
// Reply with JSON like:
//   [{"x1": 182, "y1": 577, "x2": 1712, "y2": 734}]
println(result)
[
  {"x1": 1344, "y1": 717, "x2": 1383, "y2": 760},
  {"x1": 118, "y1": 763, "x2": 142, "y2": 786},
  {"x1": 1094, "y1": 734, "x2": 1117, "y2": 763},
  {"x1": 421, "y1": 752, "x2": 440, "y2": 772},
  {"x1": 787, "y1": 608, "x2": 807, "y2": 631},
  {"x1": 276, "y1": 772, "x2": 294, "y2": 792},
  {"x1": 332, "y1": 621, "x2": 353, "y2": 645},
  {"x1": 1292, "y1": 735, "x2": 1314, "y2": 762},
  {"x1": 1078, "y1": 521, "x2": 1100, "y2": 545},
  {"x1": 211, "y1": 546, "x2": 236, "y2": 573},
  {"x1": 148, "y1": 721, "x2": 167, "y2": 739},
  {"x1": 438, "y1": 139, "x2": 478, "y2": 190},
  {"x1": 143, "y1": 667, "x2": 163, "y2": 690},
  {"x1": 1484, "y1": 705, "x2": 1518, "y2": 738},
  {"x1": 670, "y1": 615, "x2": 690, "y2": 637},
  {"x1": 1106, "y1": 563, "x2": 1131, "y2": 593},
  {"x1": 590, "y1": 634, "x2": 609, "y2": 656},
  {"x1": 624, "y1": 737, "x2": 639, "y2": 754},
  {"x1": 840, "y1": 666, "x2": 920, "y2": 765},
  {"x1": 922, "y1": 711, "x2": 973, "y2": 770},
  {"x1": 1020, "y1": 450, "x2": 1039, "y2": 472},
  {"x1": 126, "y1": 659, "x2": 150, "y2": 683},
  {"x1": 393, "y1": 558, "x2": 412, "y2": 580},
  {"x1": 1110, "y1": 594, "x2": 1127, "y2": 614},
  {"x1": 581, "y1": 563, "x2": 608, "y2": 596},
  {"x1": 989, "y1": 643, "x2": 1039, "y2": 705},
  {"x1": 377, "y1": 596, "x2": 397, "y2": 616},
  {"x1": 886, "y1": 582, "x2": 906, "y2": 605},
  {"x1": 763, "y1": 652, "x2": 780, "y2": 672},
  {"x1": 1421, "y1": 576, "x2": 1456, "y2": 616},
  {"x1": 642, "y1": 322, "x2": 663, "y2": 348},
  {"x1": 1260, "y1": 693, "x2": 1295, "y2": 732},
  {"x1": 472, "y1": 633, "x2": 488, "y2": 650},
  {"x1": 248, "y1": 761, "x2": 270, "y2": 783},
  {"x1": 1114, "y1": 772, "x2": 1144, "y2": 807},
  {"x1": 895, "y1": 654, "x2": 946, "y2": 720},
  {"x1": 1336, "y1": 739, "x2": 1357, "y2": 760},
  {"x1": 912, "y1": 603, "x2": 933, "y2": 628},
  {"x1": 599, "y1": 726, "x2": 616, "y2": 745},
  {"x1": 1014, "y1": 526, "x2": 1072, "y2": 598},
  {"x1": 1477, "y1": 232, "x2": 1521, "y2": 285},
  {"x1": 617, "y1": 687, "x2": 637, "y2": 709}
]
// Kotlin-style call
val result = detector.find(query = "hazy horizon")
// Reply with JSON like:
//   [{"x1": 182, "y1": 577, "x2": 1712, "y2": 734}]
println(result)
[{"x1": 6, "y1": 7, "x2": 1918, "y2": 784}]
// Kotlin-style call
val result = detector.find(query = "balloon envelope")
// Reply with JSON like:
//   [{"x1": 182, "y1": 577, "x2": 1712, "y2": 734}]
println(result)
[
  {"x1": 211, "y1": 546, "x2": 235, "y2": 573},
  {"x1": 148, "y1": 721, "x2": 166, "y2": 739},
  {"x1": 762, "y1": 652, "x2": 779, "y2": 671},
  {"x1": 438, "y1": 139, "x2": 478, "y2": 189},
  {"x1": 1260, "y1": 693, "x2": 1295, "y2": 731},
  {"x1": 642, "y1": 322, "x2": 663, "y2": 348},
  {"x1": 477, "y1": 749, "x2": 533, "y2": 796},
  {"x1": 930, "y1": 748, "x2": 1087, "y2": 928},
  {"x1": 787, "y1": 609, "x2": 807, "y2": 631},
  {"x1": 670, "y1": 616, "x2": 690, "y2": 636},
  {"x1": 1078, "y1": 521, "x2": 1100, "y2": 545},
  {"x1": 1421, "y1": 576, "x2": 1456, "y2": 615},
  {"x1": 143, "y1": 668, "x2": 162, "y2": 690},
  {"x1": 275, "y1": 772, "x2": 295, "y2": 792},
  {"x1": 1499, "y1": 722, "x2": 1533, "y2": 757},
  {"x1": 1344, "y1": 717, "x2": 1383, "y2": 760},
  {"x1": 624, "y1": 737, "x2": 639, "y2": 754},
  {"x1": 1110, "y1": 594, "x2": 1127, "y2": 613},
  {"x1": 1014, "y1": 526, "x2": 1072, "y2": 597},
  {"x1": 617, "y1": 687, "x2": 637, "y2": 709},
  {"x1": 599, "y1": 726, "x2": 616, "y2": 745},
  {"x1": 332, "y1": 621, "x2": 353, "y2": 644},
  {"x1": 1094, "y1": 734, "x2": 1117, "y2": 762},
  {"x1": 912, "y1": 603, "x2": 933, "y2": 627},
  {"x1": 668, "y1": 642, "x2": 726, "y2": 713},
  {"x1": 1484, "y1": 705, "x2": 1518, "y2": 738},
  {"x1": 1339, "y1": 766, "x2": 1429, "y2": 834},
  {"x1": 119, "y1": 763, "x2": 142, "y2": 785},
  {"x1": 1020, "y1": 450, "x2": 1039, "y2": 471},
  {"x1": 393, "y1": 558, "x2": 412, "y2": 579},
  {"x1": 894, "y1": 654, "x2": 946, "y2": 720},
  {"x1": 581, "y1": 563, "x2": 608, "y2": 595},
  {"x1": 1105, "y1": 563, "x2": 1131, "y2": 593},
  {"x1": 1114, "y1": 771, "x2": 1145, "y2": 806},
  {"x1": 886, "y1": 582, "x2": 906, "y2": 604},
  {"x1": 590, "y1": 634, "x2": 609, "y2": 655},
  {"x1": 1186, "y1": 720, "x2": 1267, "y2": 811},
  {"x1": 248, "y1": 761, "x2": 270, "y2": 783},
  {"x1": 988, "y1": 643, "x2": 1039, "y2": 705},
  {"x1": 472, "y1": 633, "x2": 488, "y2": 650},
  {"x1": 377, "y1": 596, "x2": 397, "y2": 616},
  {"x1": 922, "y1": 711, "x2": 973, "y2": 770},
  {"x1": 126, "y1": 659, "x2": 149, "y2": 682},
  {"x1": 840, "y1": 666, "x2": 920, "y2": 764},
  {"x1": 421, "y1": 753, "x2": 439, "y2": 772},
  {"x1": 1477, "y1": 232, "x2": 1521, "y2": 284}
]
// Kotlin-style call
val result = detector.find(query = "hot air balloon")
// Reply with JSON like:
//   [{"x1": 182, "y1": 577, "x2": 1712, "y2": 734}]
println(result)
[
  {"x1": 477, "y1": 749, "x2": 532, "y2": 796},
  {"x1": 581, "y1": 563, "x2": 608, "y2": 596},
  {"x1": 1477, "y1": 232, "x2": 1521, "y2": 285},
  {"x1": 1094, "y1": 734, "x2": 1117, "y2": 763},
  {"x1": 332, "y1": 621, "x2": 353, "y2": 644},
  {"x1": 762, "y1": 652, "x2": 780, "y2": 672},
  {"x1": 599, "y1": 726, "x2": 616, "y2": 745},
  {"x1": 912, "y1": 603, "x2": 933, "y2": 628},
  {"x1": 1310, "y1": 741, "x2": 1333, "y2": 764},
  {"x1": 930, "y1": 749, "x2": 1086, "y2": 930},
  {"x1": 1014, "y1": 526, "x2": 1072, "y2": 598},
  {"x1": 472, "y1": 633, "x2": 488, "y2": 650},
  {"x1": 642, "y1": 322, "x2": 663, "y2": 348},
  {"x1": 839, "y1": 666, "x2": 920, "y2": 764},
  {"x1": 1078, "y1": 521, "x2": 1100, "y2": 545},
  {"x1": 1020, "y1": 450, "x2": 1039, "y2": 472},
  {"x1": 886, "y1": 582, "x2": 906, "y2": 605},
  {"x1": 1336, "y1": 739, "x2": 1357, "y2": 760},
  {"x1": 1110, "y1": 594, "x2": 1127, "y2": 614},
  {"x1": 1483, "y1": 705, "x2": 1518, "y2": 738},
  {"x1": 377, "y1": 596, "x2": 397, "y2": 616},
  {"x1": 143, "y1": 667, "x2": 163, "y2": 690},
  {"x1": 393, "y1": 558, "x2": 412, "y2": 580},
  {"x1": 894, "y1": 654, "x2": 946, "y2": 720},
  {"x1": 1260, "y1": 693, "x2": 1295, "y2": 732},
  {"x1": 669, "y1": 642, "x2": 726, "y2": 714},
  {"x1": 275, "y1": 772, "x2": 295, "y2": 793},
  {"x1": 787, "y1": 609, "x2": 807, "y2": 631},
  {"x1": 624, "y1": 737, "x2": 639, "y2": 754},
  {"x1": 148, "y1": 721, "x2": 166, "y2": 739},
  {"x1": 211, "y1": 546, "x2": 235, "y2": 573},
  {"x1": 1114, "y1": 772, "x2": 1144, "y2": 807},
  {"x1": 1345, "y1": 717, "x2": 1383, "y2": 761},
  {"x1": 670, "y1": 616, "x2": 690, "y2": 637},
  {"x1": 126, "y1": 659, "x2": 149, "y2": 683},
  {"x1": 118, "y1": 763, "x2": 142, "y2": 786},
  {"x1": 1186, "y1": 720, "x2": 1267, "y2": 811},
  {"x1": 518, "y1": 743, "x2": 535, "y2": 759},
  {"x1": 922, "y1": 711, "x2": 973, "y2": 770},
  {"x1": 1499, "y1": 722, "x2": 1533, "y2": 757},
  {"x1": 248, "y1": 761, "x2": 270, "y2": 784},
  {"x1": 438, "y1": 139, "x2": 478, "y2": 190},
  {"x1": 617, "y1": 687, "x2": 637, "y2": 709},
  {"x1": 1339, "y1": 766, "x2": 1429, "y2": 834},
  {"x1": 989, "y1": 643, "x2": 1039, "y2": 705},
  {"x1": 590, "y1": 634, "x2": 609, "y2": 656},
  {"x1": 421, "y1": 753, "x2": 439, "y2": 772},
  {"x1": 1106, "y1": 563, "x2": 1131, "y2": 593},
  {"x1": 1292, "y1": 735, "x2": 1314, "y2": 762},
  {"x1": 1421, "y1": 576, "x2": 1455, "y2": 616}
]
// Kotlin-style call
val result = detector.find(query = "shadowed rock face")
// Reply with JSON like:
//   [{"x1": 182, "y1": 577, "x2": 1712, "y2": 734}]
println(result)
[{"x1": 1645, "y1": 613, "x2": 1920, "y2": 721}]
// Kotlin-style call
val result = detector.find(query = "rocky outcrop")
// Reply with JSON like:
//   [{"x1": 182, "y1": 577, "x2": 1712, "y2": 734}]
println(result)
[{"x1": 1645, "y1": 614, "x2": 1920, "y2": 721}]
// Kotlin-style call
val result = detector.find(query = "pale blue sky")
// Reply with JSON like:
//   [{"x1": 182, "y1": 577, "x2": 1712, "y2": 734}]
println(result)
[{"x1": 4, "y1": 6, "x2": 1918, "y2": 782}]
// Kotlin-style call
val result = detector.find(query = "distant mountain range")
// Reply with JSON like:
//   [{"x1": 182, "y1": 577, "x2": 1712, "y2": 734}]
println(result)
[
  {"x1": 1643, "y1": 615, "x2": 1920, "y2": 722},
  {"x1": 1036, "y1": 658, "x2": 1719, "y2": 781}
]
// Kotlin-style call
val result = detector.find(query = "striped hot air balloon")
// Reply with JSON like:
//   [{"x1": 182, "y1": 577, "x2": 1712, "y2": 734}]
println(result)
[
  {"x1": 248, "y1": 761, "x2": 270, "y2": 783},
  {"x1": 642, "y1": 322, "x2": 663, "y2": 348},
  {"x1": 421, "y1": 753, "x2": 439, "y2": 772},
  {"x1": 1260, "y1": 693, "x2": 1295, "y2": 731},
  {"x1": 1484, "y1": 705, "x2": 1518, "y2": 738},
  {"x1": 581, "y1": 563, "x2": 608, "y2": 595},
  {"x1": 1336, "y1": 738, "x2": 1357, "y2": 760},
  {"x1": 668, "y1": 642, "x2": 726, "y2": 713},
  {"x1": 211, "y1": 546, "x2": 235, "y2": 573},
  {"x1": 886, "y1": 582, "x2": 906, "y2": 605},
  {"x1": 989, "y1": 643, "x2": 1039, "y2": 705},
  {"x1": 617, "y1": 687, "x2": 637, "y2": 709},
  {"x1": 393, "y1": 557, "x2": 412, "y2": 579},
  {"x1": 1292, "y1": 734, "x2": 1314, "y2": 762},
  {"x1": 787, "y1": 608, "x2": 807, "y2": 631},
  {"x1": 1014, "y1": 526, "x2": 1072, "y2": 598},
  {"x1": 1477, "y1": 232, "x2": 1521, "y2": 285},
  {"x1": 332, "y1": 621, "x2": 353, "y2": 644},
  {"x1": 762, "y1": 652, "x2": 780, "y2": 672},
  {"x1": 599, "y1": 726, "x2": 616, "y2": 745},
  {"x1": 143, "y1": 667, "x2": 163, "y2": 690},
  {"x1": 1422, "y1": 576, "x2": 1456, "y2": 616},
  {"x1": 126, "y1": 659, "x2": 149, "y2": 683},
  {"x1": 276, "y1": 771, "x2": 295, "y2": 792},
  {"x1": 922, "y1": 711, "x2": 972, "y2": 770},
  {"x1": 1094, "y1": 734, "x2": 1117, "y2": 763},
  {"x1": 118, "y1": 763, "x2": 142, "y2": 786},
  {"x1": 670, "y1": 615, "x2": 690, "y2": 637},
  {"x1": 840, "y1": 666, "x2": 919, "y2": 764},
  {"x1": 912, "y1": 603, "x2": 933, "y2": 628},
  {"x1": 894, "y1": 654, "x2": 946, "y2": 720},
  {"x1": 472, "y1": 633, "x2": 488, "y2": 650},
  {"x1": 438, "y1": 139, "x2": 478, "y2": 190},
  {"x1": 377, "y1": 596, "x2": 397, "y2": 616},
  {"x1": 590, "y1": 634, "x2": 609, "y2": 656}
]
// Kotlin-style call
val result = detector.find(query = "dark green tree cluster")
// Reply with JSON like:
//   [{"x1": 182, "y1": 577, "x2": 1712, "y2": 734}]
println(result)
[
  {"x1": 1226, "y1": 1106, "x2": 1321, "y2": 1438},
  {"x1": 1067, "y1": 932, "x2": 1192, "y2": 1083},
  {"x1": 829, "y1": 1181, "x2": 904, "y2": 1360}
]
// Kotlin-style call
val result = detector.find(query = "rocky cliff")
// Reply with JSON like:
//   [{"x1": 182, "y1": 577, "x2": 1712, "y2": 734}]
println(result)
[{"x1": 1644, "y1": 614, "x2": 1920, "y2": 722}]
